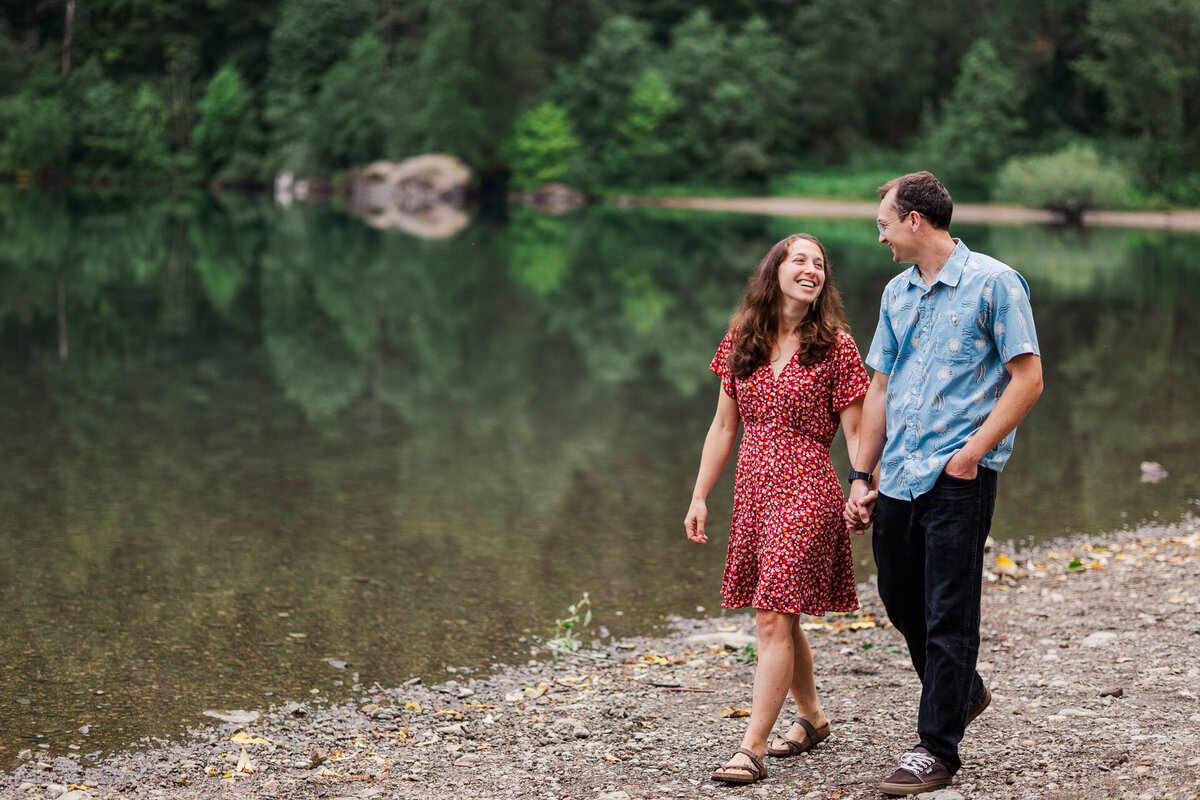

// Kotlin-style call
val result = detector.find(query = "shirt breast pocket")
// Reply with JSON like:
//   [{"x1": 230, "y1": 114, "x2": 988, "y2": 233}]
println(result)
[{"x1": 939, "y1": 332, "x2": 980, "y2": 363}]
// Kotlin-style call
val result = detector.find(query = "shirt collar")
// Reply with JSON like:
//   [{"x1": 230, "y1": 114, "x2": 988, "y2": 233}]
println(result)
[{"x1": 906, "y1": 239, "x2": 969, "y2": 289}]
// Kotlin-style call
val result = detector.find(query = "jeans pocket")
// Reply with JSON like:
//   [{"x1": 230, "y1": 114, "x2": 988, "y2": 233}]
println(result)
[{"x1": 940, "y1": 470, "x2": 977, "y2": 486}]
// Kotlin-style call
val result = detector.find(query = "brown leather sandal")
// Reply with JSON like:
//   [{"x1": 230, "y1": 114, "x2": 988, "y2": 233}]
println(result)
[
  {"x1": 766, "y1": 716, "x2": 830, "y2": 757},
  {"x1": 711, "y1": 747, "x2": 767, "y2": 784}
]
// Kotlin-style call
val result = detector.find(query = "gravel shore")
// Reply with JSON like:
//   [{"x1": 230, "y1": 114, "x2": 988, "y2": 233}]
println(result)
[{"x1": 4, "y1": 519, "x2": 1200, "y2": 800}]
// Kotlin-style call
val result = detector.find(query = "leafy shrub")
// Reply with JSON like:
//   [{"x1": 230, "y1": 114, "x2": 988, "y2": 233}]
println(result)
[{"x1": 993, "y1": 143, "x2": 1133, "y2": 219}]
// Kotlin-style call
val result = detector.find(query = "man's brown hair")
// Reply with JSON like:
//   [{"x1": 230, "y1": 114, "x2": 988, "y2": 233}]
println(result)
[{"x1": 878, "y1": 171, "x2": 953, "y2": 230}]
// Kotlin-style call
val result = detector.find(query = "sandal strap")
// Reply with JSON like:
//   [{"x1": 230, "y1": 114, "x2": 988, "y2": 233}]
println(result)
[
  {"x1": 716, "y1": 747, "x2": 764, "y2": 778},
  {"x1": 792, "y1": 716, "x2": 821, "y2": 745}
]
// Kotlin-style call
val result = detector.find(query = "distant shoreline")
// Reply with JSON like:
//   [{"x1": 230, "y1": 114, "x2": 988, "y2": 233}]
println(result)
[{"x1": 618, "y1": 195, "x2": 1200, "y2": 231}]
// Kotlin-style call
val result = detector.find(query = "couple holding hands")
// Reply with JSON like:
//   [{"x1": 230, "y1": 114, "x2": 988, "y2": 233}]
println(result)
[{"x1": 684, "y1": 171, "x2": 1043, "y2": 795}]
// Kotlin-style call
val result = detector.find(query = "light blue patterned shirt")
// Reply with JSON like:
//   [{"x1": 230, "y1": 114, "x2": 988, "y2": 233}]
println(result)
[{"x1": 865, "y1": 240, "x2": 1039, "y2": 500}]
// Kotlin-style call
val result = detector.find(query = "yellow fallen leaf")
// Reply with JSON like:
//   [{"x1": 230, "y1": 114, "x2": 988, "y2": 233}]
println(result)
[
  {"x1": 716, "y1": 625, "x2": 740, "y2": 632},
  {"x1": 847, "y1": 620, "x2": 877, "y2": 630},
  {"x1": 466, "y1": 703, "x2": 498, "y2": 708},
  {"x1": 719, "y1": 706, "x2": 750, "y2": 718},
  {"x1": 1170, "y1": 597, "x2": 1186, "y2": 603},
  {"x1": 235, "y1": 748, "x2": 254, "y2": 774},
  {"x1": 434, "y1": 710, "x2": 464, "y2": 719},
  {"x1": 231, "y1": 733, "x2": 272, "y2": 746},
  {"x1": 404, "y1": 701, "x2": 422, "y2": 711},
  {"x1": 995, "y1": 554, "x2": 1017, "y2": 570},
  {"x1": 524, "y1": 682, "x2": 550, "y2": 698}
]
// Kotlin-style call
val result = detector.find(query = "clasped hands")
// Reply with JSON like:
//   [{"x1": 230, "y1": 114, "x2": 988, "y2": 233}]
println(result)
[{"x1": 843, "y1": 484, "x2": 877, "y2": 534}]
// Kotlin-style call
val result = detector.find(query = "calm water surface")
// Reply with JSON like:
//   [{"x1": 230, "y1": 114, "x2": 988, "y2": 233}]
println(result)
[{"x1": 1, "y1": 191, "x2": 1198, "y2": 767}]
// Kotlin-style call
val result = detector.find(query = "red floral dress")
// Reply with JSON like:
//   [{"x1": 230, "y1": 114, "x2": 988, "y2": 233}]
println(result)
[{"x1": 710, "y1": 329, "x2": 870, "y2": 615}]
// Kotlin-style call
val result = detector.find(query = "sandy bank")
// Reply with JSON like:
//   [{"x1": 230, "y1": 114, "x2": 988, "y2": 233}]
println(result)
[{"x1": 620, "y1": 196, "x2": 1200, "y2": 231}]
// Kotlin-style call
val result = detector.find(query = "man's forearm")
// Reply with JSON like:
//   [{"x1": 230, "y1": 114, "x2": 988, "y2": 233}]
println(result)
[{"x1": 853, "y1": 374, "x2": 889, "y2": 473}]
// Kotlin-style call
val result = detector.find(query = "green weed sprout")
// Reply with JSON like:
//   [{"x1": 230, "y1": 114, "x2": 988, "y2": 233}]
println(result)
[{"x1": 547, "y1": 593, "x2": 592, "y2": 654}]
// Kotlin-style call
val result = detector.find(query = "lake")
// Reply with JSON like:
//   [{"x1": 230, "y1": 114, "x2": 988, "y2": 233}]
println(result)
[{"x1": 1, "y1": 190, "x2": 1198, "y2": 767}]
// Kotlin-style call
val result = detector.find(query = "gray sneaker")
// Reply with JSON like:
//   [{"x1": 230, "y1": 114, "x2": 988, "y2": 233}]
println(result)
[{"x1": 879, "y1": 746, "x2": 953, "y2": 796}]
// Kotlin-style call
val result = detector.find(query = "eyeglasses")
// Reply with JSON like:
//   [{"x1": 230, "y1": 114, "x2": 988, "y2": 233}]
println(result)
[{"x1": 876, "y1": 210, "x2": 914, "y2": 236}]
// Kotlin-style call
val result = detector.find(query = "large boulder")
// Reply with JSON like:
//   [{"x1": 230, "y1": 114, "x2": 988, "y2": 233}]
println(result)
[
  {"x1": 352, "y1": 154, "x2": 472, "y2": 213},
  {"x1": 348, "y1": 154, "x2": 473, "y2": 238}
]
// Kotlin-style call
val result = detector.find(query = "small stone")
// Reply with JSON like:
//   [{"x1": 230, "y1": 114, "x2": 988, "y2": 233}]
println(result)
[
  {"x1": 1057, "y1": 708, "x2": 1097, "y2": 717},
  {"x1": 59, "y1": 792, "x2": 94, "y2": 800},
  {"x1": 1082, "y1": 632, "x2": 1119, "y2": 648},
  {"x1": 17, "y1": 784, "x2": 36, "y2": 794},
  {"x1": 454, "y1": 753, "x2": 481, "y2": 767},
  {"x1": 1099, "y1": 687, "x2": 1124, "y2": 698},
  {"x1": 361, "y1": 703, "x2": 381, "y2": 715},
  {"x1": 572, "y1": 725, "x2": 591, "y2": 738},
  {"x1": 917, "y1": 791, "x2": 964, "y2": 800},
  {"x1": 307, "y1": 747, "x2": 330, "y2": 769},
  {"x1": 597, "y1": 793, "x2": 632, "y2": 800},
  {"x1": 203, "y1": 709, "x2": 260, "y2": 725},
  {"x1": 1006, "y1": 773, "x2": 1017, "y2": 785},
  {"x1": 17, "y1": 750, "x2": 32, "y2": 760},
  {"x1": 684, "y1": 632, "x2": 755, "y2": 649},
  {"x1": 45, "y1": 784, "x2": 67, "y2": 798}
]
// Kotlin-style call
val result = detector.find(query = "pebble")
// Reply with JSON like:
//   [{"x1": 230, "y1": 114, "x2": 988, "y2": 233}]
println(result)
[
  {"x1": 453, "y1": 754, "x2": 481, "y2": 767},
  {"x1": 1082, "y1": 632, "x2": 1119, "y2": 648},
  {"x1": 597, "y1": 792, "x2": 631, "y2": 800},
  {"x1": 918, "y1": 791, "x2": 964, "y2": 800},
  {"x1": 201, "y1": 709, "x2": 260, "y2": 724}
]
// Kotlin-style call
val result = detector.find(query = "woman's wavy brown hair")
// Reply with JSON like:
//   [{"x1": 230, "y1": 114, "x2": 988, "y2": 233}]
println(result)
[{"x1": 727, "y1": 233, "x2": 851, "y2": 379}]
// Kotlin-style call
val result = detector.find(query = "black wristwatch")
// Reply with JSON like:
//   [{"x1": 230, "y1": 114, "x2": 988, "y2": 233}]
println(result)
[{"x1": 847, "y1": 469, "x2": 873, "y2": 486}]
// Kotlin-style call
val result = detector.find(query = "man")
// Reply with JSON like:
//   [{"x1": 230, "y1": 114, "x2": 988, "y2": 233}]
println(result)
[{"x1": 845, "y1": 171, "x2": 1043, "y2": 795}]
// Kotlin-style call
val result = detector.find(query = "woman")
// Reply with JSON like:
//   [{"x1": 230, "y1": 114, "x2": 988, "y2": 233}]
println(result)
[{"x1": 685, "y1": 233, "x2": 870, "y2": 785}]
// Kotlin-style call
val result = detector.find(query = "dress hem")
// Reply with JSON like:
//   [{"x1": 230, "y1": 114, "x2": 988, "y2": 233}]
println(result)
[{"x1": 720, "y1": 599, "x2": 861, "y2": 617}]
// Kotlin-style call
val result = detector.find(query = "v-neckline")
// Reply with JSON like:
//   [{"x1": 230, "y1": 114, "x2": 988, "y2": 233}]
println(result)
[{"x1": 769, "y1": 351, "x2": 796, "y2": 380}]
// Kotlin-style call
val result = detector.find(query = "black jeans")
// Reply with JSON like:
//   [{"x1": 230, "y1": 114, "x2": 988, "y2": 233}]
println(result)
[{"x1": 873, "y1": 468, "x2": 998, "y2": 773}]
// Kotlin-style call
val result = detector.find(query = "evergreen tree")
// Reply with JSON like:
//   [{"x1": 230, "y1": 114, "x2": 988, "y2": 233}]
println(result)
[
  {"x1": 308, "y1": 33, "x2": 391, "y2": 168},
  {"x1": 553, "y1": 15, "x2": 656, "y2": 185},
  {"x1": 504, "y1": 101, "x2": 580, "y2": 190},
  {"x1": 1075, "y1": 0, "x2": 1200, "y2": 186},
  {"x1": 923, "y1": 39, "x2": 1025, "y2": 191},
  {"x1": 194, "y1": 65, "x2": 259, "y2": 180}
]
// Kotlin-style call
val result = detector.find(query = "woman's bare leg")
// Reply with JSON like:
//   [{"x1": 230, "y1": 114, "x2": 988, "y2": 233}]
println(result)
[
  {"x1": 717, "y1": 609, "x2": 795, "y2": 777},
  {"x1": 772, "y1": 616, "x2": 828, "y2": 748}
]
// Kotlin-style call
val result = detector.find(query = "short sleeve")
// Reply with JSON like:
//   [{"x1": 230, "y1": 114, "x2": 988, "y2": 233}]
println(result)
[
  {"x1": 865, "y1": 285, "x2": 899, "y2": 375},
  {"x1": 831, "y1": 330, "x2": 870, "y2": 412},
  {"x1": 709, "y1": 330, "x2": 737, "y2": 398},
  {"x1": 988, "y1": 269, "x2": 1040, "y2": 363}
]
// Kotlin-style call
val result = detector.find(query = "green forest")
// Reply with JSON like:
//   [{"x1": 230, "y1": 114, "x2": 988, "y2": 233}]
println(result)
[{"x1": 0, "y1": 0, "x2": 1197, "y2": 204}]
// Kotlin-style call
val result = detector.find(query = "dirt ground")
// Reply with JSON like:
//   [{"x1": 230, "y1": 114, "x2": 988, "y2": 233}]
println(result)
[{"x1": 4, "y1": 519, "x2": 1200, "y2": 800}]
